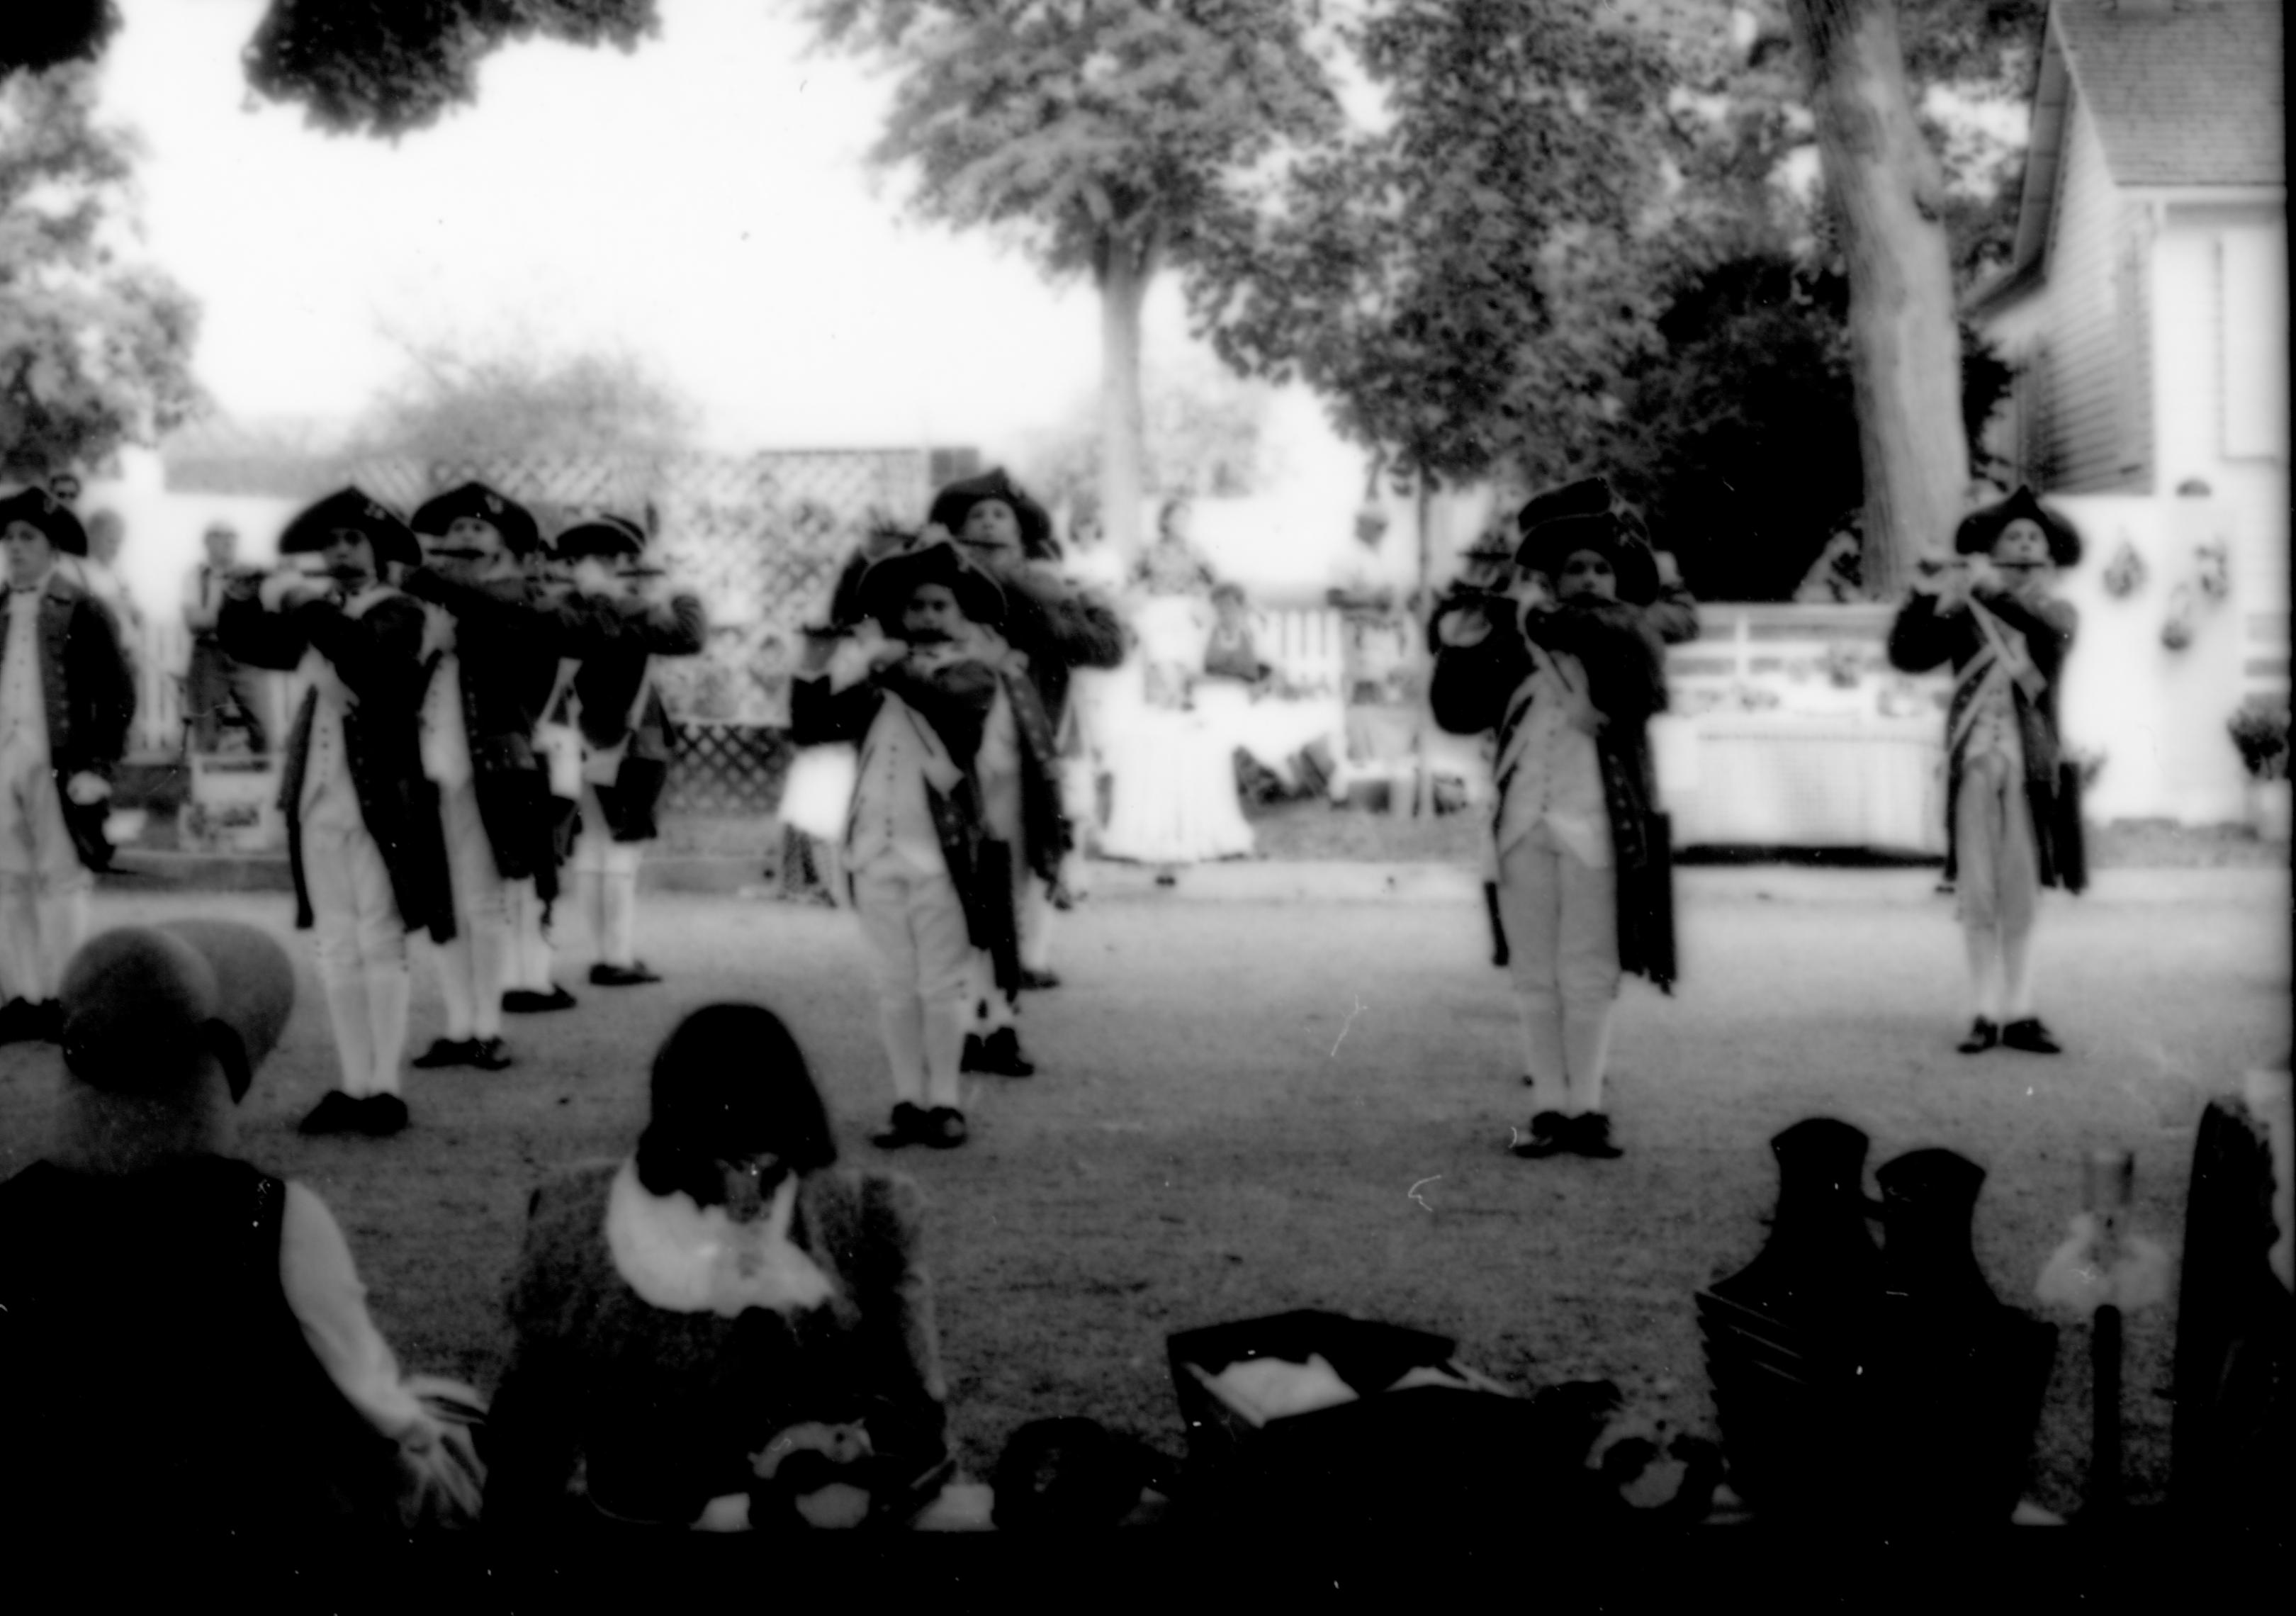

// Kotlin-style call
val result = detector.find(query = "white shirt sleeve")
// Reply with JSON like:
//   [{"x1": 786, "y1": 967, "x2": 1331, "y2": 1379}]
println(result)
[{"x1": 277, "y1": 1180, "x2": 435, "y2": 1442}]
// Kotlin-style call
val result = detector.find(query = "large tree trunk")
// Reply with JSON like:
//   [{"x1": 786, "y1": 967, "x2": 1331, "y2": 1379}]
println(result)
[
  {"x1": 1786, "y1": 0, "x2": 1968, "y2": 598},
  {"x1": 1096, "y1": 228, "x2": 1154, "y2": 562}
]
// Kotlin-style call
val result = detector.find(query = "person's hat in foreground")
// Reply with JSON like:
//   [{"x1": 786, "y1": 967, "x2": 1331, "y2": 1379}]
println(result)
[
  {"x1": 1952, "y1": 485, "x2": 2083, "y2": 567},
  {"x1": 857, "y1": 537, "x2": 1006, "y2": 632},
  {"x1": 277, "y1": 486, "x2": 423, "y2": 571},
  {"x1": 0, "y1": 485, "x2": 91, "y2": 556},
  {"x1": 410, "y1": 480, "x2": 542, "y2": 556},
  {"x1": 926, "y1": 466, "x2": 1053, "y2": 556},
  {"x1": 61, "y1": 919, "x2": 296, "y2": 1107},
  {"x1": 1514, "y1": 475, "x2": 1662, "y2": 605}
]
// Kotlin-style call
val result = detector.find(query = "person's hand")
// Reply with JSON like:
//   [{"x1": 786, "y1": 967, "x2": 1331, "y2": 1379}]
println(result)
[
  {"x1": 868, "y1": 636, "x2": 912, "y2": 669},
  {"x1": 259, "y1": 570, "x2": 324, "y2": 612},
  {"x1": 1655, "y1": 550, "x2": 1684, "y2": 588},
  {"x1": 66, "y1": 773, "x2": 111, "y2": 806},
  {"x1": 918, "y1": 522, "x2": 955, "y2": 547},
  {"x1": 1434, "y1": 601, "x2": 1495, "y2": 648}
]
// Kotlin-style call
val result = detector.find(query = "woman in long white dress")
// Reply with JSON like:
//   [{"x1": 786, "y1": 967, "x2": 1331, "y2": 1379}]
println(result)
[{"x1": 1098, "y1": 501, "x2": 1256, "y2": 876}]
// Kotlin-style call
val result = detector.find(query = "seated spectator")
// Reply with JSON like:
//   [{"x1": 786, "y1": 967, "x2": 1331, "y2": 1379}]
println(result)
[
  {"x1": 483, "y1": 1002, "x2": 953, "y2": 1532},
  {"x1": 0, "y1": 919, "x2": 485, "y2": 1549}
]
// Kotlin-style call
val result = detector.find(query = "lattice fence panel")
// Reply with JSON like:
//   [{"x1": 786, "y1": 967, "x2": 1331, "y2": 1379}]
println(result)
[{"x1": 663, "y1": 722, "x2": 795, "y2": 817}]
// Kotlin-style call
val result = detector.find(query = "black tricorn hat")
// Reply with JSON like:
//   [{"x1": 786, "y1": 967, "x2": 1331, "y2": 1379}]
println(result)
[
  {"x1": 0, "y1": 486, "x2": 90, "y2": 556},
  {"x1": 277, "y1": 486, "x2": 422, "y2": 571},
  {"x1": 857, "y1": 537, "x2": 1005, "y2": 632},
  {"x1": 411, "y1": 481, "x2": 542, "y2": 558},
  {"x1": 927, "y1": 467, "x2": 1053, "y2": 558},
  {"x1": 1514, "y1": 476, "x2": 1661, "y2": 605},
  {"x1": 61, "y1": 920, "x2": 296, "y2": 1107},
  {"x1": 553, "y1": 513, "x2": 648, "y2": 561},
  {"x1": 1954, "y1": 486, "x2": 2083, "y2": 568}
]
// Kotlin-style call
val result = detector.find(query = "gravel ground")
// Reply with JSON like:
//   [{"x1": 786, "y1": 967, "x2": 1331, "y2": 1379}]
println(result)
[{"x1": 1, "y1": 864, "x2": 2285, "y2": 1522}]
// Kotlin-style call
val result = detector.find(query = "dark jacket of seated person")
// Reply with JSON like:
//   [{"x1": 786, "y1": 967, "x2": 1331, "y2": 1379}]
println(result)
[
  {"x1": 0, "y1": 921, "x2": 483, "y2": 1549},
  {"x1": 483, "y1": 1004, "x2": 952, "y2": 1532}
]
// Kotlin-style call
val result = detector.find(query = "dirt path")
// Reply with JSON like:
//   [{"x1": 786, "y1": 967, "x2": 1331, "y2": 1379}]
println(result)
[{"x1": 3, "y1": 866, "x2": 2284, "y2": 1514}]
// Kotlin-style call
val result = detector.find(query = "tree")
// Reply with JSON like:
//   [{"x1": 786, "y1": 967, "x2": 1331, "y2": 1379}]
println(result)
[
  {"x1": 243, "y1": 0, "x2": 660, "y2": 137},
  {"x1": 345, "y1": 335, "x2": 697, "y2": 468},
  {"x1": 800, "y1": 0, "x2": 1340, "y2": 555},
  {"x1": 1191, "y1": 0, "x2": 1672, "y2": 572},
  {"x1": 0, "y1": 64, "x2": 201, "y2": 483}
]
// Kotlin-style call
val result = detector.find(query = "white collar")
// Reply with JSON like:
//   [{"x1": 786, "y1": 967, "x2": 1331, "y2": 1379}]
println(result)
[{"x1": 603, "y1": 1158, "x2": 838, "y2": 1318}]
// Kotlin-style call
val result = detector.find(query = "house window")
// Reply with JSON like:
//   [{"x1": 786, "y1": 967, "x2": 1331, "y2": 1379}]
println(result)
[{"x1": 2222, "y1": 228, "x2": 2289, "y2": 461}]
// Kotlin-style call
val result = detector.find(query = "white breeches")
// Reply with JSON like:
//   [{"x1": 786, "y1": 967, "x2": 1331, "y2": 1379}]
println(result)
[{"x1": 1497, "y1": 821, "x2": 1621, "y2": 1117}]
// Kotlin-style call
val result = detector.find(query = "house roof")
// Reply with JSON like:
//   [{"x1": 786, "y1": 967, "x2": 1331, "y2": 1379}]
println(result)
[
  {"x1": 1969, "y1": 0, "x2": 2283, "y2": 314},
  {"x1": 2056, "y1": 0, "x2": 2283, "y2": 188}
]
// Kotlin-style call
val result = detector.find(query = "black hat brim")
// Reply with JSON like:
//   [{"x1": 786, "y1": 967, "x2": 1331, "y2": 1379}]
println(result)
[
  {"x1": 928, "y1": 470, "x2": 1052, "y2": 556},
  {"x1": 0, "y1": 488, "x2": 89, "y2": 556},
  {"x1": 857, "y1": 541, "x2": 1005, "y2": 631},
  {"x1": 554, "y1": 518, "x2": 647, "y2": 561},
  {"x1": 411, "y1": 482, "x2": 542, "y2": 557},
  {"x1": 1514, "y1": 514, "x2": 1661, "y2": 606},
  {"x1": 1954, "y1": 487, "x2": 2083, "y2": 567},
  {"x1": 278, "y1": 488, "x2": 422, "y2": 571}
]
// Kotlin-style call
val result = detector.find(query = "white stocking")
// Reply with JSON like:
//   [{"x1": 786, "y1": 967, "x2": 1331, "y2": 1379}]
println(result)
[
  {"x1": 320, "y1": 966, "x2": 374, "y2": 1096},
  {"x1": 32, "y1": 885, "x2": 87, "y2": 1004},
  {"x1": 2003, "y1": 919, "x2": 2038, "y2": 1021},
  {"x1": 575, "y1": 868, "x2": 607, "y2": 965},
  {"x1": 603, "y1": 867, "x2": 639, "y2": 968},
  {"x1": 365, "y1": 963, "x2": 411, "y2": 1095},
  {"x1": 1, "y1": 877, "x2": 41, "y2": 1001},
  {"x1": 879, "y1": 996, "x2": 928, "y2": 1106},
  {"x1": 468, "y1": 916, "x2": 509, "y2": 1039},
  {"x1": 1964, "y1": 925, "x2": 2005, "y2": 1023},
  {"x1": 434, "y1": 935, "x2": 476, "y2": 1040},
  {"x1": 923, "y1": 997, "x2": 968, "y2": 1109}
]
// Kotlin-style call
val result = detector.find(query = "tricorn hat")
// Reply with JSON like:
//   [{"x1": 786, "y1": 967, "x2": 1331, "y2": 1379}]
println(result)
[
  {"x1": 60, "y1": 919, "x2": 297, "y2": 1106},
  {"x1": 1953, "y1": 486, "x2": 2083, "y2": 568},
  {"x1": 926, "y1": 468, "x2": 1053, "y2": 559},
  {"x1": 411, "y1": 481, "x2": 542, "y2": 558},
  {"x1": 1514, "y1": 476, "x2": 1661, "y2": 605},
  {"x1": 277, "y1": 486, "x2": 422, "y2": 571},
  {"x1": 0, "y1": 486, "x2": 90, "y2": 557},
  {"x1": 857, "y1": 537, "x2": 1006, "y2": 632},
  {"x1": 553, "y1": 513, "x2": 649, "y2": 562}
]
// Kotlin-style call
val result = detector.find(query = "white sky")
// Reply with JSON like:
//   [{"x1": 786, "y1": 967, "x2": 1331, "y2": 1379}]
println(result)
[{"x1": 94, "y1": 0, "x2": 1247, "y2": 460}]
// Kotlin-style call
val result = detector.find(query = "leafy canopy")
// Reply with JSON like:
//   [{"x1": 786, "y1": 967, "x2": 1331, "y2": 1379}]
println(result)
[
  {"x1": 803, "y1": 0, "x2": 1342, "y2": 280},
  {"x1": 1191, "y1": 0, "x2": 1672, "y2": 490},
  {"x1": 347, "y1": 334, "x2": 697, "y2": 465},
  {"x1": 0, "y1": 64, "x2": 201, "y2": 481},
  {"x1": 243, "y1": 0, "x2": 660, "y2": 137}
]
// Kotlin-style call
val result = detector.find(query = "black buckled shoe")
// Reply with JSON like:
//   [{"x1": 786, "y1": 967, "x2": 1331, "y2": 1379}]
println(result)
[
  {"x1": 1018, "y1": 968, "x2": 1062, "y2": 992},
  {"x1": 924, "y1": 1106, "x2": 970, "y2": 1149},
  {"x1": 0, "y1": 997, "x2": 38, "y2": 1045},
  {"x1": 1956, "y1": 1018, "x2": 2000, "y2": 1055},
  {"x1": 358, "y1": 1093, "x2": 412, "y2": 1137},
  {"x1": 589, "y1": 962, "x2": 662, "y2": 987},
  {"x1": 28, "y1": 1000, "x2": 64, "y2": 1043},
  {"x1": 1511, "y1": 1111, "x2": 1572, "y2": 1160},
  {"x1": 970, "y1": 1027, "x2": 1035, "y2": 1077},
  {"x1": 871, "y1": 1102, "x2": 931, "y2": 1150},
  {"x1": 1570, "y1": 1112, "x2": 1624, "y2": 1160},
  {"x1": 468, "y1": 1036, "x2": 514, "y2": 1072},
  {"x1": 1999, "y1": 1018, "x2": 2062, "y2": 1055},
  {"x1": 298, "y1": 1090, "x2": 367, "y2": 1136},
  {"x1": 410, "y1": 1037, "x2": 478, "y2": 1070},
  {"x1": 503, "y1": 987, "x2": 578, "y2": 1014}
]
